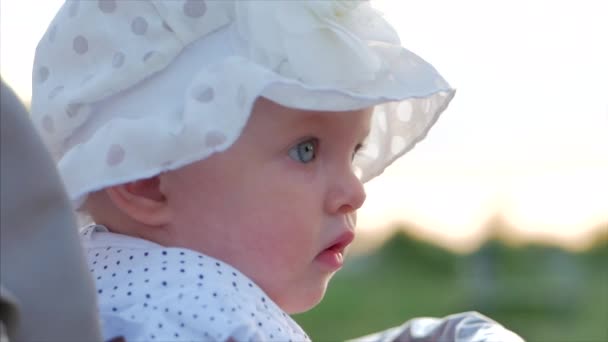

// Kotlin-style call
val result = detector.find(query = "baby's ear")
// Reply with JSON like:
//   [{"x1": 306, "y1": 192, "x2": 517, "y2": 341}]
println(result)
[{"x1": 105, "y1": 176, "x2": 171, "y2": 226}]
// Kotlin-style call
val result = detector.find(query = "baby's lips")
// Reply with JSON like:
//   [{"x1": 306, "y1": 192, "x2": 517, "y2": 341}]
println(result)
[{"x1": 325, "y1": 229, "x2": 355, "y2": 253}]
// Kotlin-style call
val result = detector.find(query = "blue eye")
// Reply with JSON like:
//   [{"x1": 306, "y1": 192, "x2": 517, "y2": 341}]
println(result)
[{"x1": 288, "y1": 139, "x2": 317, "y2": 163}]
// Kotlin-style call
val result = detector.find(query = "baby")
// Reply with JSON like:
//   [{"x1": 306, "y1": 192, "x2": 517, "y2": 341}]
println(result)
[{"x1": 30, "y1": 1, "x2": 521, "y2": 341}]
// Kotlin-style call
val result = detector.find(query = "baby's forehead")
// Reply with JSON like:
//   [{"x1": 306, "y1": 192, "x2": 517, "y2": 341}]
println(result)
[
  {"x1": 245, "y1": 98, "x2": 373, "y2": 137},
  {"x1": 253, "y1": 97, "x2": 373, "y2": 122}
]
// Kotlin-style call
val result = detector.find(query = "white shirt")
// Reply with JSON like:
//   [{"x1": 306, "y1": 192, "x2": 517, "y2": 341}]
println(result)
[{"x1": 81, "y1": 225, "x2": 310, "y2": 342}]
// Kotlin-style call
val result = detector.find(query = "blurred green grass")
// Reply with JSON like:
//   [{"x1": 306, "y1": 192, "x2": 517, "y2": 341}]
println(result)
[{"x1": 294, "y1": 225, "x2": 608, "y2": 342}]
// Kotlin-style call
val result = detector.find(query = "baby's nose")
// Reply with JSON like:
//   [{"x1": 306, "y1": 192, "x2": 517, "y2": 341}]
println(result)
[
  {"x1": 347, "y1": 176, "x2": 367, "y2": 211},
  {"x1": 326, "y1": 170, "x2": 367, "y2": 215}
]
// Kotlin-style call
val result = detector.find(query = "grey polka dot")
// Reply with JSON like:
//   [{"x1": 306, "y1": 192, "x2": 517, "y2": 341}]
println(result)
[
  {"x1": 48, "y1": 25, "x2": 57, "y2": 43},
  {"x1": 66, "y1": 103, "x2": 83, "y2": 118},
  {"x1": 73, "y1": 35, "x2": 89, "y2": 54},
  {"x1": 48, "y1": 86, "x2": 65, "y2": 100},
  {"x1": 106, "y1": 144, "x2": 125, "y2": 166},
  {"x1": 183, "y1": 0, "x2": 207, "y2": 18},
  {"x1": 162, "y1": 21, "x2": 174, "y2": 33},
  {"x1": 41, "y1": 116, "x2": 54, "y2": 134},
  {"x1": 204, "y1": 131, "x2": 226, "y2": 148},
  {"x1": 192, "y1": 85, "x2": 214, "y2": 103},
  {"x1": 68, "y1": 0, "x2": 80, "y2": 17},
  {"x1": 131, "y1": 17, "x2": 148, "y2": 35},
  {"x1": 98, "y1": 0, "x2": 116, "y2": 13},
  {"x1": 37, "y1": 67, "x2": 50, "y2": 84},
  {"x1": 112, "y1": 52, "x2": 125, "y2": 68}
]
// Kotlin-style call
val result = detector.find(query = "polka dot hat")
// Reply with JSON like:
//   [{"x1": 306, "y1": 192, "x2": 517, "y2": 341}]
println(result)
[{"x1": 31, "y1": 0, "x2": 455, "y2": 207}]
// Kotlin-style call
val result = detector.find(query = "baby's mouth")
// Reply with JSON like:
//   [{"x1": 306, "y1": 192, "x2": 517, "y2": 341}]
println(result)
[
  {"x1": 326, "y1": 235, "x2": 353, "y2": 256},
  {"x1": 316, "y1": 230, "x2": 355, "y2": 269}
]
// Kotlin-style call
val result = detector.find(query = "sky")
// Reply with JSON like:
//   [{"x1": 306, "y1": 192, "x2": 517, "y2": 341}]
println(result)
[{"x1": 1, "y1": 0, "x2": 607, "y2": 252}]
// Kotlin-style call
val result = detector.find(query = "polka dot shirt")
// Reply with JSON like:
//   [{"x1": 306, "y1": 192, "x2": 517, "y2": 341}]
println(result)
[{"x1": 81, "y1": 225, "x2": 309, "y2": 342}]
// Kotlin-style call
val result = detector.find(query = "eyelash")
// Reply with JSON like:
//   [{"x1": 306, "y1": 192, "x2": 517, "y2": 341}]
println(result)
[{"x1": 353, "y1": 143, "x2": 365, "y2": 160}]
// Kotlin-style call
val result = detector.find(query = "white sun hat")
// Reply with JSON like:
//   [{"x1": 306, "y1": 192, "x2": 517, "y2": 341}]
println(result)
[{"x1": 30, "y1": 0, "x2": 454, "y2": 207}]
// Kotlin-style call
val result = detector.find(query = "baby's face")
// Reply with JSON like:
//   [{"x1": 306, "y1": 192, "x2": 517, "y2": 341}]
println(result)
[{"x1": 161, "y1": 98, "x2": 371, "y2": 313}]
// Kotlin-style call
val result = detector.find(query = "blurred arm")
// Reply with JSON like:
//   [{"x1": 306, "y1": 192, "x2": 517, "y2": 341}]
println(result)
[{"x1": 349, "y1": 311, "x2": 524, "y2": 342}]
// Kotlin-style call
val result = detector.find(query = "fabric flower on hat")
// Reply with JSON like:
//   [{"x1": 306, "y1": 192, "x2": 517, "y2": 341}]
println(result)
[{"x1": 235, "y1": 0, "x2": 399, "y2": 88}]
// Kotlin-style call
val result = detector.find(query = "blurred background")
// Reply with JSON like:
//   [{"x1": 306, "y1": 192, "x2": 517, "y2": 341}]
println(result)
[{"x1": 1, "y1": 0, "x2": 607, "y2": 341}]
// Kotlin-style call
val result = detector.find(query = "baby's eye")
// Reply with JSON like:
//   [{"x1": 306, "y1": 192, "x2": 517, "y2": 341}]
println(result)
[{"x1": 288, "y1": 138, "x2": 318, "y2": 163}]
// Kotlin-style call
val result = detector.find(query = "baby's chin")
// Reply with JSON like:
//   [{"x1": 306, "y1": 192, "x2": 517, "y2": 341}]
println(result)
[
  {"x1": 281, "y1": 294, "x2": 325, "y2": 315},
  {"x1": 274, "y1": 276, "x2": 333, "y2": 315}
]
